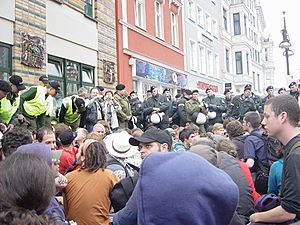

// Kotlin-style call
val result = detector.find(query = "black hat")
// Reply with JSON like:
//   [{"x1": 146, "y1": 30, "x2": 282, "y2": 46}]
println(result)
[
  {"x1": 39, "y1": 75, "x2": 49, "y2": 84},
  {"x1": 129, "y1": 127, "x2": 172, "y2": 151},
  {"x1": 163, "y1": 88, "x2": 170, "y2": 94},
  {"x1": 48, "y1": 81, "x2": 61, "y2": 93},
  {"x1": 289, "y1": 81, "x2": 297, "y2": 88},
  {"x1": 278, "y1": 87, "x2": 286, "y2": 94},
  {"x1": 224, "y1": 89, "x2": 231, "y2": 95},
  {"x1": 0, "y1": 80, "x2": 11, "y2": 93},
  {"x1": 116, "y1": 84, "x2": 126, "y2": 91},
  {"x1": 205, "y1": 87, "x2": 212, "y2": 93},
  {"x1": 192, "y1": 89, "x2": 199, "y2": 94},
  {"x1": 9, "y1": 75, "x2": 26, "y2": 91},
  {"x1": 58, "y1": 129, "x2": 77, "y2": 146},
  {"x1": 96, "y1": 85, "x2": 104, "y2": 91},
  {"x1": 244, "y1": 84, "x2": 252, "y2": 92},
  {"x1": 266, "y1": 85, "x2": 274, "y2": 92},
  {"x1": 150, "y1": 86, "x2": 157, "y2": 92},
  {"x1": 183, "y1": 89, "x2": 192, "y2": 95},
  {"x1": 130, "y1": 91, "x2": 137, "y2": 95},
  {"x1": 74, "y1": 98, "x2": 86, "y2": 112}
]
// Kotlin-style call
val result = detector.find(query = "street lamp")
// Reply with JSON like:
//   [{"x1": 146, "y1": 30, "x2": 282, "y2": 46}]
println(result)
[{"x1": 279, "y1": 11, "x2": 294, "y2": 76}]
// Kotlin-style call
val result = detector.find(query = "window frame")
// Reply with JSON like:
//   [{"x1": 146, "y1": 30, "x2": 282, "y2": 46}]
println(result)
[
  {"x1": 189, "y1": 40, "x2": 197, "y2": 72},
  {"x1": 135, "y1": 0, "x2": 146, "y2": 29},
  {"x1": 155, "y1": 0, "x2": 164, "y2": 39},
  {"x1": 171, "y1": 12, "x2": 179, "y2": 47},
  {"x1": 233, "y1": 13, "x2": 241, "y2": 35},
  {"x1": 223, "y1": 8, "x2": 228, "y2": 31},
  {"x1": 0, "y1": 42, "x2": 12, "y2": 80},
  {"x1": 225, "y1": 48, "x2": 230, "y2": 73},
  {"x1": 188, "y1": 0, "x2": 195, "y2": 21},
  {"x1": 196, "y1": 6, "x2": 204, "y2": 27},
  {"x1": 84, "y1": 0, "x2": 94, "y2": 18},
  {"x1": 235, "y1": 51, "x2": 243, "y2": 75}
]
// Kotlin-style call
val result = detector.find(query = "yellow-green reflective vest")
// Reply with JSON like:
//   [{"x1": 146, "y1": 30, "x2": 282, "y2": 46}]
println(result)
[
  {"x1": 0, "y1": 96, "x2": 20, "y2": 124},
  {"x1": 63, "y1": 96, "x2": 80, "y2": 124},
  {"x1": 23, "y1": 86, "x2": 47, "y2": 116}
]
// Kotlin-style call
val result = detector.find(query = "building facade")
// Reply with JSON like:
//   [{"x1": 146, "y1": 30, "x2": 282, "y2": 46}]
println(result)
[
  {"x1": 116, "y1": 0, "x2": 187, "y2": 99},
  {"x1": 218, "y1": 0, "x2": 275, "y2": 95},
  {"x1": 184, "y1": 0, "x2": 222, "y2": 97},
  {"x1": 0, "y1": 0, "x2": 117, "y2": 97}
]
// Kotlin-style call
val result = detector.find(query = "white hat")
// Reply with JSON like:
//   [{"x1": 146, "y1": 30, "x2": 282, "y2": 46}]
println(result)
[
  {"x1": 150, "y1": 112, "x2": 165, "y2": 124},
  {"x1": 104, "y1": 131, "x2": 138, "y2": 158},
  {"x1": 207, "y1": 111, "x2": 217, "y2": 119}
]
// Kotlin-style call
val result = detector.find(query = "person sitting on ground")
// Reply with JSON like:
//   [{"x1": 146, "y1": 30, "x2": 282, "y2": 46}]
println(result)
[
  {"x1": 36, "y1": 127, "x2": 57, "y2": 150},
  {"x1": 212, "y1": 123, "x2": 226, "y2": 136},
  {"x1": 172, "y1": 128, "x2": 195, "y2": 152},
  {"x1": 92, "y1": 123, "x2": 106, "y2": 139},
  {"x1": 63, "y1": 139, "x2": 119, "y2": 225},
  {"x1": 74, "y1": 127, "x2": 88, "y2": 148}
]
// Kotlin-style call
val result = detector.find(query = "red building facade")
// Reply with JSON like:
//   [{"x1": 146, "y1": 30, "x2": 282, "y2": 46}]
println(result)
[{"x1": 116, "y1": 0, "x2": 187, "y2": 98}]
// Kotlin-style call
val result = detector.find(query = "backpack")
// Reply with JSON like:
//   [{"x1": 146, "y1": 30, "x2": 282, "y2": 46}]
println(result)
[
  {"x1": 109, "y1": 175, "x2": 138, "y2": 212},
  {"x1": 250, "y1": 130, "x2": 281, "y2": 167}
]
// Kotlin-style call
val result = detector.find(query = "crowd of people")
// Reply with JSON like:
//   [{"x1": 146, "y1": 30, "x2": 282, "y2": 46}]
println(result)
[{"x1": 0, "y1": 75, "x2": 300, "y2": 225}]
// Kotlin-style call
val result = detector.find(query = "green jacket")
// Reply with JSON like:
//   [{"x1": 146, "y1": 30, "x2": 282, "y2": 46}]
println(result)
[
  {"x1": 176, "y1": 96, "x2": 189, "y2": 126},
  {"x1": 231, "y1": 94, "x2": 256, "y2": 120},
  {"x1": 185, "y1": 99, "x2": 205, "y2": 122},
  {"x1": 250, "y1": 94, "x2": 263, "y2": 113},
  {"x1": 114, "y1": 93, "x2": 131, "y2": 122}
]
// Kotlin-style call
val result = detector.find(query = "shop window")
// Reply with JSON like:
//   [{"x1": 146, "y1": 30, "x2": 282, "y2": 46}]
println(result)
[{"x1": 0, "y1": 43, "x2": 12, "y2": 80}]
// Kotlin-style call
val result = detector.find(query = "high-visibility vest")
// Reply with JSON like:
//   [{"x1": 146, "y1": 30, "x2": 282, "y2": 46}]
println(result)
[
  {"x1": 62, "y1": 96, "x2": 80, "y2": 124},
  {"x1": 0, "y1": 95, "x2": 20, "y2": 124},
  {"x1": 23, "y1": 86, "x2": 47, "y2": 116}
]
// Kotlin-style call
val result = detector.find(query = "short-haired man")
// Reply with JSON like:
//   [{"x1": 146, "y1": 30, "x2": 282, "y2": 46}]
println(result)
[
  {"x1": 129, "y1": 127, "x2": 172, "y2": 160},
  {"x1": 278, "y1": 87, "x2": 286, "y2": 96},
  {"x1": 243, "y1": 112, "x2": 268, "y2": 178},
  {"x1": 173, "y1": 128, "x2": 195, "y2": 152},
  {"x1": 176, "y1": 89, "x2": 192, "y2": 127},
  {"x1": 129, "y1": 91, "x2": 143, "y2": 129},
  {"x1": 36, "y1": 127, "x2": 57, "y2": 150},
  {"x1": 289, "y1": 81, "x2": 299, "y2": 100},
  {"x1": 250, "y1": 95, "x2": 300, "y2": 224},
  {"x1": 114, "y1": 84, "x2": 132, "y2": 129},
  {"x1": 262, "y1": 85, "x2": 275, "y2": 109}
]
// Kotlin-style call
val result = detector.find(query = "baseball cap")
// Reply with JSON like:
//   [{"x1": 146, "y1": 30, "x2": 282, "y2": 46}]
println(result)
[
  {"x1": 129, "y1": 127, "x2": 172, "y2": 150},
  {"x1": 49, "y1": 81, "x2": 61, "y2": 94},
  {"x1": 9, "y1": 75, "x2": 26, "y2": 91},
  {"x1": 39, "y1": 75, "x2": 49, "y2": 84},
  {"x1": 58, "y1": 129, "x2": 77, "y2": 146}
]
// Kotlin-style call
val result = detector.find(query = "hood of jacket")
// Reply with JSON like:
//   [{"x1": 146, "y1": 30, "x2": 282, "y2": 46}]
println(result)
[{"x1": 136, "y1": 152, "x2": 239, "y2": 225}]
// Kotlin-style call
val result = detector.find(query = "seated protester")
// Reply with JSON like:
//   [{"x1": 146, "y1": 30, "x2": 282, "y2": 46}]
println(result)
[
  {"x1": 268, "y1": 143, "x2": 284, "y2": 196},
  {"x1": 53, "y1": 123, "x2": 70, "y2": 149},
  {"x1": 63, "y1": 139, "x2": 119, "y2": 225},
  {"x1": 226, "y1": 120, "x2": 248, "y2": 159},
  {"x1": 212, "y1": 123, "x2": 226, "y2": 136},
  {"x1": 190, "y1": 142, "x2": 254, "y2": 224},
  {"x1": 36, "y1": 127, "x2": 57, "y2": 150},
  {"x1": 93, "y1": 123, "x2": 106, "y2": 139},
  {"x1": 15, "y1": 143, "x2": 68, "y2": 225},
  {"x1": 1, "y1": 127, "x2": 33, "y2": 160},
  {"x1": 74, "y1": 127, "x2": 88, "y2": 148},
  {"x1": 172, "y1": 128, "x2": 195, "y2": 152},
  {"x1": 113, "y1": 152, "x2": 239, "y2": 225},
  {"x1": 104, "y1": 131, "x2": 139, "y2": 179},
  {"x1": 57, "y1": 129, "x2": 78, "y2": 174},
  {"x1": 0, "y1": 152, "x2": 56, "y2": 225},
  {"x1": 216, "y1": 139, "x2": 261, "y2": 204}
]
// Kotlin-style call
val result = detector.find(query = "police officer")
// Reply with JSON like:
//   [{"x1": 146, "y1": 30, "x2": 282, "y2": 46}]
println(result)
[
  {"x1": 143, "y1": 86, "x2": 170, "y2": 129},
  {"x1": 114, "y1": 84, "x2": 132, "y2": 129},
  {"x1": 185, "y1": 90, "x2": 207, "y2": 133},
  {"x1": 175, "y1": 89, "x2": 192, "y2": 127},
  {"x1": 59, "y1": 95, "x2": 86, "y2": 131},
  {"x1": 0, "y1": 76, "x2": 26, "y2": 129},
  {"x1": 230, "y1": 84, "x2": 256, "y2": 121},
  {"x1": 249, "y1": 86, "x2": 263, "y2": 113},
  {"x1": 223, "y1": 89, "x2": 234, "y2": 119},
  {"x1": 288, "y1": 81, "x2": 299, "y2": 100},
  {"x1": 202, "y1": 88, "x2": 226, "y2": 125},
  {"x1": 278, "y1": 87, "x2": 286, "y2": 96},
  {"x1": 0, "y1": 80, "x2": 11, "y2": 101},
  {"x1": 129, "y1": 91, "x2": 143, "y2": 129},
  {"x1": 261, "y1": 85, "x2": 274, "y2": 109},
  {"x1": 18, "y1": 81, "x2": 61, "y2": 132}
]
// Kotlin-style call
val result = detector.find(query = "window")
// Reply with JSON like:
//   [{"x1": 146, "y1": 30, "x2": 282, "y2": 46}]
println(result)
[
  {"x1": 265, "y1": 48, "x2": 268, "y2": 61},
  {"x1": 235, "y1": 51, "x2": 243, "y2": 74},
  {"x1": 214, "y1": 54, "x2": 219, "y2": 78},
  {"x1": 0, "y1": 43, "x2": 12, "y2": 80},
  {"x1": 188, "y1": 0, "x2": 195, "y2": 21},
  {"x1": 84, "y1": 0, "x2": 93, "y2": 18},
  {"x1": 190, "y1": 41, "x2": 197, "y2": 71},
  {"x1": 198, "y1": 45, "x2": 205, "y2": 73},
  {"x1": 225, "y1": 48, "x2": 230, "y2": 73},
  {"x1": 48, "y1": 55, "x2": 95, "y2": 97},
  {"x1": 212, "y1": 20, "x2": 217, "y2": 36},
  {"x1": 233, "y1": 13, "x2": 241, "y2": 35},
  {"x1": 246, "y1": 53, "x2": 249, "y2": 74},
  {"x1": 223, "y1": 8, "x2": 228, "y2": 31},
  {"x1": 257, "y1": 74, "x2": 260, "y2": 91},
  {"x1": 155, "y1": 1, "x2": 164, "y2": 39},
  {"x1": 204, "y1": 13, "x2": 211, "y2": 33},
  {"x1": 171, "y1": 12, "x2": 179, "y2": 47},
  {"x1": 135, "y1": 0, "x2": 146, "y2": 29},
  {"x1": 196, "y1": 6, "x2": 203, "y2": 27},
  {"x1": 207, "y1": 50, "x2": 213, "y2": 76},
  {"x1": 244, "y1": 15, "x2": 247, "y2": 37}
]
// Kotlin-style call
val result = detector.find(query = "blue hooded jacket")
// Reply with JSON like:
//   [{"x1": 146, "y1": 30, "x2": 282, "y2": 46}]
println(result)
[{"x1": 114, "y1": 152, "x2": 239, "y2": 225}]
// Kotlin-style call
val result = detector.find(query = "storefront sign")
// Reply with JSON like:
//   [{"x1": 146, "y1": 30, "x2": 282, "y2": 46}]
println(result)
[
  {"x1": 136, "y1": 60, "x2": 187, "y2": 87},
  {"x1": 197, "y1": 81, "x2": 219, "y2": 92}
]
